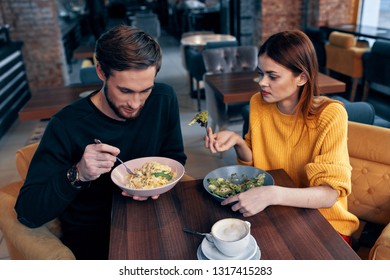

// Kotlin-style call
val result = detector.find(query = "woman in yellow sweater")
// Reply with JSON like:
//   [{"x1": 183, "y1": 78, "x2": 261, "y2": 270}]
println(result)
[{"x1": 205, "y1": 30, "x2": 359, "y2": 244}]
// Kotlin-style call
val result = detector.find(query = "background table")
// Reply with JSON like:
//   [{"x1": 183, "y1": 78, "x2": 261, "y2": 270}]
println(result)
[
  {"x1": 72, "y1": 45, "x2": 95, "y2": 60},
  {"x1": 180, "y1": 34, "x2": 236, "y2": 47},
  {"x1": 19, "y1": 83, "x2": 101, "y2": 121},
  {"x1": 205, "y1": 71, "x2": 346, "y2": 104},
  {"x1": 109, "y1": 169, "x2": 360, "y2": 260}
]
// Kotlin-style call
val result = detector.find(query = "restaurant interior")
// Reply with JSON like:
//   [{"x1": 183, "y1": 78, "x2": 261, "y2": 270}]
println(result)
[{"x1": 0, "y1": 0, "x2": 389, "y2": 261}]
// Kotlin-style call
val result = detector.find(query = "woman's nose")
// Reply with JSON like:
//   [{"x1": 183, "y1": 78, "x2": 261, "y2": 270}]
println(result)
[{"x1": 258, "y1": 76, "x2": 267, "y2": 87}]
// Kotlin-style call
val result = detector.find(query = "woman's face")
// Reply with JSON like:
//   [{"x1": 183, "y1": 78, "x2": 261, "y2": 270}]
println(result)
[{"x1": 257, "y1": 54, "x2": 306, "y2": 114}]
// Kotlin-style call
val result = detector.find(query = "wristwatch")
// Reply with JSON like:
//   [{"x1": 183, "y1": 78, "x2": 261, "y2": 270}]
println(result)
[{"x1": 67, "y1": 165, "x2": 89, "y2": 189}]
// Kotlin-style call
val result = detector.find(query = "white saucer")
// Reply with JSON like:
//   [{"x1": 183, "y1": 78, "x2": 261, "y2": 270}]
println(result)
[
  {"x1": 79, "y1": 90, "x2": 94, "y2": 98},
  {"x1": 197, "y1": 243, "x2": 261, "y2": 260},
  {"x1": 200, "y1": 235, "x2": 260, "y2": 260}
]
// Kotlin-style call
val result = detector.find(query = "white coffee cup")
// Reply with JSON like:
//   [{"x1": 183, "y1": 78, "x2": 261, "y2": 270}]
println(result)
[{"x1": 209, "y1": 218, "x2": 251, "y2": 257}]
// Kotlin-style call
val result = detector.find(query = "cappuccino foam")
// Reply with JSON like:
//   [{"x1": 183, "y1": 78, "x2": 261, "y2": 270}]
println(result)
[{"x1": 214, "y1": 221, "x2": 247, "y2": 241}]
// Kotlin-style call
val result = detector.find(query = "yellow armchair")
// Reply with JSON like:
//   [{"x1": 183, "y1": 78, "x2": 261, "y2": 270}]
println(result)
[
  {"x1": 325, "y1": 31, "x2": 370, "y2": 101},
  {"x1": 0, "y1": 143, "x2": 75, "y2": 259},
  {"x1": 347, "y1": 121, "x2": 390, "y2": 259}
]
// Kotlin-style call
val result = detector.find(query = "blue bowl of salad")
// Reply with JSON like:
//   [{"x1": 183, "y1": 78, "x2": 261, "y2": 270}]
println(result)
[{"x1": 203, "y1": 165, "x2": 275, "y2": 202}]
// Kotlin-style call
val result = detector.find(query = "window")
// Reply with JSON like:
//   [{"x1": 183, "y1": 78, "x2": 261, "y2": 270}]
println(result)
[{"x1": 359, "y1": 0, "x2": 390, "y2": 28}]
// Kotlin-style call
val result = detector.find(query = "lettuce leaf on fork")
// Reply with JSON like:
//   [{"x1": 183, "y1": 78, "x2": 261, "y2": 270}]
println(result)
[{"x1": 188, "y1": 111, "x2": 208, "y2": 127}]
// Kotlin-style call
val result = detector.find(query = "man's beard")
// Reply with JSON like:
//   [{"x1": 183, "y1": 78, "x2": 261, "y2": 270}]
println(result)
[{"x1": 103, "y1": 84, "x2": 142, "y2": 120}]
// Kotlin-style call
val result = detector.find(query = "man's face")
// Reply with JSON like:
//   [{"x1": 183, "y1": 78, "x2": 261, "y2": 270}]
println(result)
[{"x1": 99, "y1": 66, "x2": 157, "y2": 120}]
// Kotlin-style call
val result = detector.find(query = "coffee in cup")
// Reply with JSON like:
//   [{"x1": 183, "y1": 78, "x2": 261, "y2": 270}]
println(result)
[{"x1": 210, "y1": 218, "x2": 251, "y2": 257}]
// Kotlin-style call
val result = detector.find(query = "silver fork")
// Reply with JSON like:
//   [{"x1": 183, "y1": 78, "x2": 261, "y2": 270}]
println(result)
[
  {"x1": 202, "y1": 121, "x2": 208, "y2": 135},
  {"x1": 94, "y1": 139, "x2": 136, "y2": 175}
]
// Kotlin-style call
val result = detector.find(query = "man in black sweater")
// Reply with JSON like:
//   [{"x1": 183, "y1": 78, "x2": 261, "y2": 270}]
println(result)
[{"x1": 15, "y1": 25, "x2": 187, "y2": 259}]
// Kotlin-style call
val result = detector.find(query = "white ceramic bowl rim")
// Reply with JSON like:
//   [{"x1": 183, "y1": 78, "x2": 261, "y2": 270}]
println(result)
[{"x1": 110, "y1": 156, "x2": 185, "y2": 196}]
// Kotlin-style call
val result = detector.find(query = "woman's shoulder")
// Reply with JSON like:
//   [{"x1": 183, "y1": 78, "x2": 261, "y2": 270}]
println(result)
[
  {"x1": 322, "y1": 100, "x2": 347, "y2": 116},
  {"x1": 250, "y1": 93, "x2": 270, "y2": 110},
  {"x1": 317, "y1": 100, "x2": 348, "y2": 127}
]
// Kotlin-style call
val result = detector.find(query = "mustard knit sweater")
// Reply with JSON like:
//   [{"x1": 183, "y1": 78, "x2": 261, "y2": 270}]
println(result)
[{"x1": 239, "y1": 93, "x2": 359, "y2": 236}]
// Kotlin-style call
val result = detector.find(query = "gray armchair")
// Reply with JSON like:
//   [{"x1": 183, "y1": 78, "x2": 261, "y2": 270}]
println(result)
[
  {"x1": 332, "y1": 95, "x2": 390, "y2": 128},
  {"x1": 186, "y1": 39, "x2": 238, "y2": 111},
  {"x1": 132, "y1": 12, "x2": 161, "y2": 39},
  {"x1": 203, "y1": 45, "x2": 258, "y2": 131}
]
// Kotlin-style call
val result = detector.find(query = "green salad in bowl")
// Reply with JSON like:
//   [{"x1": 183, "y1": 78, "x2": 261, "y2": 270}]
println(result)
[
  {"x1": 207, "y1": 173, "x2": 266, "y2": 198},
  {"x1": 203, "y1": 165, "x2": 275, "y2": 202}
]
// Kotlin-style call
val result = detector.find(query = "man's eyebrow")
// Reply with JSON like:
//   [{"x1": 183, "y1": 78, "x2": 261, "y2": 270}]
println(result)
[{"x1": 117, "y1": 85, "x2": 154, "y2": 93}]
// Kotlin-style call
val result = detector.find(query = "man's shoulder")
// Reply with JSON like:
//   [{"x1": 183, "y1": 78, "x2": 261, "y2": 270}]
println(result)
[
  {"x1": 54, "y1": 97, "x2": 94, "y2": 121},
  {"x1": 152, "y1": 82, "x2": 175, "y2": 94}
]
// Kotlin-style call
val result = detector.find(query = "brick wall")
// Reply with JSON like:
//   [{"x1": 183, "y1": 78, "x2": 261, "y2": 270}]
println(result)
[
  {"x1": 0, "y1": 0, "x2": 67, "y2": 91},
  {"x1": 260, "y1": 0, "x2": 303, "y2": 42},
  {"x1": 317, "y1": 0, "x2": 357, "y2": 26},
  {"x1": 257, "y1": 0, "x2": 357, "y2": 44}
]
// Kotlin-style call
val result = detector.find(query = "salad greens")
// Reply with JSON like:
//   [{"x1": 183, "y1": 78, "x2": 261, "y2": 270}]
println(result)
[
  {"x1": 152, "y1": 171, "x2": 173, "y2": 180},
  {"x1": 188, "y1": 111, "x2": 208, "y2": 127},
  {"x1": 207, "y1": 173, "x2": 266, "y2": 198}
]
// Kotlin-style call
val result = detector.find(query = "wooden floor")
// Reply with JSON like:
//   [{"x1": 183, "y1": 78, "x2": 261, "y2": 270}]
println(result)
[{"x1": 0, "y1": 30, "x2": 241, "y2": 260}]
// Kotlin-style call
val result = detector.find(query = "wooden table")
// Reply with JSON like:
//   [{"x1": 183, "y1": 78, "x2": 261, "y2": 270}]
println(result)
[
  {"x1": 18, "y1": 83, "x2": 101, "y2": 121},
  {"x1": 73, "y1": 45, "x2": 95, "y2": 60},
  {"x1": 204, "y1": 71, "x2": 346, "y2": 104},
  {"x1": 109, "y1": 169, "x2": 360, "y2": 260}
]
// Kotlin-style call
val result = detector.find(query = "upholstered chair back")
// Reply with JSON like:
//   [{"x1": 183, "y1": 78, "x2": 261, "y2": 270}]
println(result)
[
  {"x1": 185, "y1": 39, "x2": 238, "y2": 111},
  {"x1": 347, "y1": 122, "x2": 390, "y2": 225},
  {"x1": 347, "y1": 121, "x2": 390, "y2": 260},
  {"x1": 202, "y1": 45, "x2": 257, "y2": 132},
  {"x1": 132, "y1": 12, "x2": 161, "y2": 39},
  {"x1": 202, "y1": 46, "x2": 258, "y2": 74},
  {"x1": 325, "y1": 31, "x2": 370, "y2": 101}
]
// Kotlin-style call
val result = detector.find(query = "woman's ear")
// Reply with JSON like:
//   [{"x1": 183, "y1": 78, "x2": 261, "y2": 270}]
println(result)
[{"x1": 297, "y1": 72, "x2": 308, "y2": 86}]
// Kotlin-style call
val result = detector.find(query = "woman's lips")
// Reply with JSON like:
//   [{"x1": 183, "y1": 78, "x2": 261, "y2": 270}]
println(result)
[{"x1": 261, "y1": 90, "x2": 271, "y2": 97}]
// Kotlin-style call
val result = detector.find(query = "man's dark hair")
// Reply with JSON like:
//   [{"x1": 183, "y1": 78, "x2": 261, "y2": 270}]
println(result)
[{"x1": 95, "y1": 25, "x2": 162, "y2": 78}]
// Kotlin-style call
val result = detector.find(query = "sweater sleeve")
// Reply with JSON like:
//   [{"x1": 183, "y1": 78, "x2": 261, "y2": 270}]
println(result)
[
  {"x1": 304, "y1": 103, "x2": 352, "y2": 198},
  {"x1": 15, "y1": 117, "x2": 81, "y2": 228}
]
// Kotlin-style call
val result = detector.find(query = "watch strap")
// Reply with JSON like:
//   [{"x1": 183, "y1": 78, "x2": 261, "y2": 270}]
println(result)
[{"x1": 67, "y1": 165, "x2": 90, "y2": 189}]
